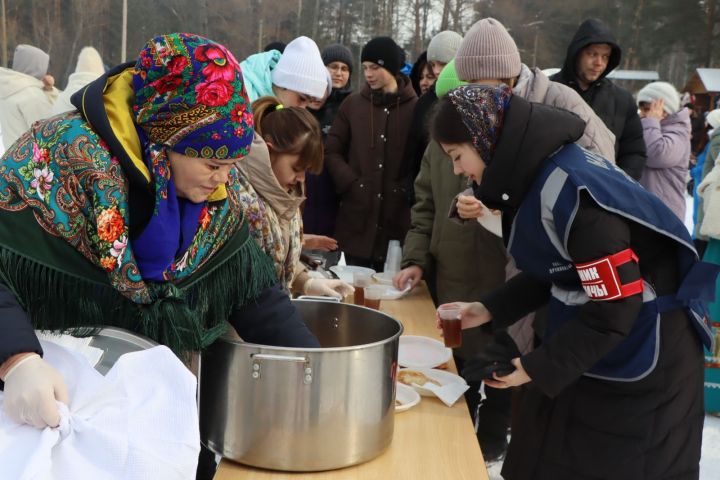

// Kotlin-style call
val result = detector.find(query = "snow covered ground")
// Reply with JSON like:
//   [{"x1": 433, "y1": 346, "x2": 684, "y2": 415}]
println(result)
[{"x1": 702, "y1": 414, "x2": 720, "y2": 478}]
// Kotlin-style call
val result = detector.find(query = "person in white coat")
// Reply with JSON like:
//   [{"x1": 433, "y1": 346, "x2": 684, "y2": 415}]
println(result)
[
  {"x1": 0, "y1": 44, "x2": 58, "y2": 149},
  {"x1": 52, "y1": 47, "x2": 105, "y2": 115}
]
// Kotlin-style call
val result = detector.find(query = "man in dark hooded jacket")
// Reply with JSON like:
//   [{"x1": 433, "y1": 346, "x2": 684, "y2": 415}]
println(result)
[{"x1": 551, "y1": 18, "x2": 646, "y2": 180}]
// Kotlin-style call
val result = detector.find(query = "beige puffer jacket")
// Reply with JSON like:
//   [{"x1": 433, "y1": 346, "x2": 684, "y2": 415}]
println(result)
[{"x1": 514, "y1": 64, "x2": 616, "y2": 162}]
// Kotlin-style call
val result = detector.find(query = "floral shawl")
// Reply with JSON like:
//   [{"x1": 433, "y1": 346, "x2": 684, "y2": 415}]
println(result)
[{"x1": 0, "y1": 34, "x2": 276, "y2": 353}]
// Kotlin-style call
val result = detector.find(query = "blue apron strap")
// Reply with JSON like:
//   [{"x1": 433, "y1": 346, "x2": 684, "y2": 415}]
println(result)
[
  {"x1": 655, "y1": 295, "x2": 683, "y2": 314},
  {"x1": 676, "y1": 261, "x2": 720, "y2": 303}
]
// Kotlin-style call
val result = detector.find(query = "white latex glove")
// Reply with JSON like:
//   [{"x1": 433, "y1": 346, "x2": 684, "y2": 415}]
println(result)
[
  {"x1": 303, "y1": 278, "x2": 354, "y2": 299},
  {"x1": 2, "y1": 354, "x2": 69, "y2": 428}
]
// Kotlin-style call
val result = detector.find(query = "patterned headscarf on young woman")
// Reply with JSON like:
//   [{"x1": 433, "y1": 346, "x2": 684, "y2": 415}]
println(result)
[
  {"x1": 446, "y1": 83, "x2": 512, "y2": 165},
  {"x1": 130, "y1": 33, "x2": 254, "y2": 281}
]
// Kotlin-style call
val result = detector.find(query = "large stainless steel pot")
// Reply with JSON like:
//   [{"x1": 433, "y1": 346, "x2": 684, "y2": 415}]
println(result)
[
  {"x1": 198, "y1": 299, "x2": 403, "y2": 471},
  {"x1": 89, "y1": 327, "x2": 158, "y2": 374}
]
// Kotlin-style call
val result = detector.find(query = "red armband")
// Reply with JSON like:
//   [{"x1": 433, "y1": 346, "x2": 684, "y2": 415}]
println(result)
[{"x1": 575, "y1": 248, "x2": 644, "y2": 301}]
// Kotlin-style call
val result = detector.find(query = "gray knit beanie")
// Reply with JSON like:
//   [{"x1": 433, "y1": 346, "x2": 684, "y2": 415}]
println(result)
[
  {"x1": 322, "y1": 44, "x2": 354, "y2": 73},
  {"x1": 455, "y1": 18, "x2": 521, "y2": 81},
  {"x1": 636, "y1": 81, "x2": 681, "y2": 114},
  {"x1": 427, "y1": 31, "x2": 462, "y2": 64},
  {"x1": 12, "y1": 44, "x2": 50, "y2": 79}
]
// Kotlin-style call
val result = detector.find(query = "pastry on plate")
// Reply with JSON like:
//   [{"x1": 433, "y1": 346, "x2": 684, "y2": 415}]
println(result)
[{"x1": 398, "y1": 369, "x2": 441, "y2": 387}]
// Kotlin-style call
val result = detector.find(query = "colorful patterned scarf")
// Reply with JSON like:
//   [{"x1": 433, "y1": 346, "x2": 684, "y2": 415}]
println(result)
[
  {"x1": 131, "y1": 33, "x2": 254, "y2": 281},
  {"x1": 0, "y1": 33, "x2": 255, "y2": 305},
  {"x1": 446, "y1": 84, "x2": 512, "y2": 165},
  {"x1": 0, "y1": 34, "x2": 273, "y2": 352}
]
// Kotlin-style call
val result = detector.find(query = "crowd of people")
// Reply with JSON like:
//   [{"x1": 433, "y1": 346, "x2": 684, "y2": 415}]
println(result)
[{"x1": 0, "y1": 15, "x2": 719, "y2": 480}]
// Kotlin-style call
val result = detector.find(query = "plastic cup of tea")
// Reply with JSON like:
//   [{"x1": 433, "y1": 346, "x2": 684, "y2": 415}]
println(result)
[
  {"x1": 352, "y1": 272, "x2": 371, "y2": 305},
  {"x1": 364, "y1": 285, "x2": 385, "y2": 310},
  {"x1": 437, "y1": 305, "x2": 462, "y2": 348}
]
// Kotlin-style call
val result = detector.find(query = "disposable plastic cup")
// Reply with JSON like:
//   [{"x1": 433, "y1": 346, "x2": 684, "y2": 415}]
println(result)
[
  {"x1": 352, "y1": 272, "x2": 371, "y2": 305},
  {"x1": 437, "y1": 305, "x2": 462, "y2": 348},
  {"x1": 364, "y1": 285, "x2": 385, "y2": 310}
]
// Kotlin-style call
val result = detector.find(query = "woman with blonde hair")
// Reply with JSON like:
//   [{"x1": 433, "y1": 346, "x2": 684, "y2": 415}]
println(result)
[{"x1": 238, "y1": 96, "x2": 354, "y2": 298}]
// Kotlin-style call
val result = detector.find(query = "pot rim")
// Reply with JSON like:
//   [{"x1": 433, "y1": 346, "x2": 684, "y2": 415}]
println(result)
[{"x1": 220, "y1": 300, "x2": 404, "y2": 352}]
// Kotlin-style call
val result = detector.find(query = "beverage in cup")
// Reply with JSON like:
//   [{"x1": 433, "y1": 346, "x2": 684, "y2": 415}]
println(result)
[
  {"x1": 364, "y1": 285, "x2": 384, "y2": 310},
  {"x1": 352, "y1": 272, "x2": 371, "y2": 306},
  {"x1": 437, "y1": 304, "x2": 462, "y2": 348}
]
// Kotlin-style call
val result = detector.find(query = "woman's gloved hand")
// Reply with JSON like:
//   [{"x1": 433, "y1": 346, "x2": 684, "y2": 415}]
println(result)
[
  {"x1": 303, "y1": 278, "x2": 354, "y2": 299},
  {"x1": 461, "y1": 331, "x2": 521, "y2": 382},
  {"x1": 2, "y1": 353, "x2": 69, "y2": 428}
]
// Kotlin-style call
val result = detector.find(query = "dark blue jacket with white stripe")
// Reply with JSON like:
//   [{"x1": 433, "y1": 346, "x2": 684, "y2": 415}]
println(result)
[
  {"x1": 471, "y1": 95, "x2": 717, "y2": 393},
  {"x1": 507, "y1": 142, "x2": 715, "y2": 382}
]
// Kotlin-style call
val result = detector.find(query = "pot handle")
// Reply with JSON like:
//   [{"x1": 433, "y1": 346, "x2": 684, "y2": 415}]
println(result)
[
  {"x1": 296, "y1": 295, "x2": 341, "y2": 302},
  {"x1": 250, "y1": 353, "x2": 313, "y2": 384}
]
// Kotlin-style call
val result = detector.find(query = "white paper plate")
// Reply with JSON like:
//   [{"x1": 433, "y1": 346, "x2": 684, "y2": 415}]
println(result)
[
  {"x1": 398, "y1": 368, "x2": 467, "y2": 397},
  {"x1": 328, "y1": 265, "x2": 376, "y2": 284},
  {"x1": 398, "y1": 336, "x2": 453, "y2": 369},
  {"x1": 395, "y1": 382, "x2": 421, "y2": 412},
  {"x1": 372, "y1": 271, "x2": 395, "y2": 285}
]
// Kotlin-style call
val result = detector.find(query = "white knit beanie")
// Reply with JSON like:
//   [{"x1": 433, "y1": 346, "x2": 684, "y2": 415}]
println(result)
[
  {"x1": 272, "y1": 36, "x2": 329, "y2": 99},
  {"x1": 75, "y1": 46, "x2": 104, "y2": 75},
  {"x1": 427, "y1": 31, "x2": 462, "y2": 64},
  {"x1": 636, "y1": 81, "x2": 681, "y2": 114},
  {"x1": 707, "y1": 109, "x2": 720, "y2": 130}
]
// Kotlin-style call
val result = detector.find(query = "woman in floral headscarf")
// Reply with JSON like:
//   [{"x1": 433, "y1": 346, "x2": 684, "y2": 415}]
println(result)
[{"x1": 0, "y1": 33, "x2": 318, "y2": 432}]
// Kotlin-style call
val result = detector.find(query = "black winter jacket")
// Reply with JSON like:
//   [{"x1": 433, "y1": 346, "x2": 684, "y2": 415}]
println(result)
[
  {"x1": 550, "y1": 18, "x2": 647, "y2": 180},
  {"x1": 304, "y1": 86, "x2": 353, "y2": 236},
  {"x1": 474, "y1": 95, "x2": 702, "y2": 479},
  {"x1": 401, "y1": 88, "x2": 437, "y2": 205}
]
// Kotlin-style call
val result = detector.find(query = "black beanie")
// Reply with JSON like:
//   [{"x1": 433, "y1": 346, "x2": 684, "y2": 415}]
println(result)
[
  {"x1": 361, "y1": 37, "x2": 402, "y2": 76},
  {"x1": 263, "y1": 41, "x2": 286, "y2": 53},
  {"x1": 322, "y1": 44, "x2": 354, "y2": 73}
]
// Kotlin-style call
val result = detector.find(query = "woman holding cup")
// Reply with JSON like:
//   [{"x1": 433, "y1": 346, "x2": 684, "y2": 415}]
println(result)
[{"x1": 430, "y1": 84, "x2": 717, "y2": 479}]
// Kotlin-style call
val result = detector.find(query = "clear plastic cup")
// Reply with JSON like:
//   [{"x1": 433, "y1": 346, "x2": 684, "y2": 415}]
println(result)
[
  {"x1": 437, "y1": 305, "x2": 462, "y2": 348},
  {"x1": 352, "y1": 272, "x2": 371, "y2": 306},
  {"x1": 364, "y1": 285, "x2": 385, "y2": 310}
]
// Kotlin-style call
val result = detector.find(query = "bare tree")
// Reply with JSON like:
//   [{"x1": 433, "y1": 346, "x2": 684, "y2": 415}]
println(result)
[
  {"x1": 623, "y1": 0, "x2": 645, "y2": 69},
  {"x1": 440, "y1": 0, "x2": 451, "y2": 31},
  {"x1": 705, "y1": 0, "x2": 718, "y2": 66}
]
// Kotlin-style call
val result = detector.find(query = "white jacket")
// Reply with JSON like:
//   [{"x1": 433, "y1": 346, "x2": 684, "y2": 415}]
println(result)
[
  {"x1": 699, "y1": 157, "x2": 720, "y2": 240},
  {"x1": 0, "y1": 67, "x2": 57, "y2": 149},
  {"x1": 52, "y1": 47, "x2": 105, "y2": 115},
  {"x1": 52, "y1": 71, "x2": 100, "y2": 115}
]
